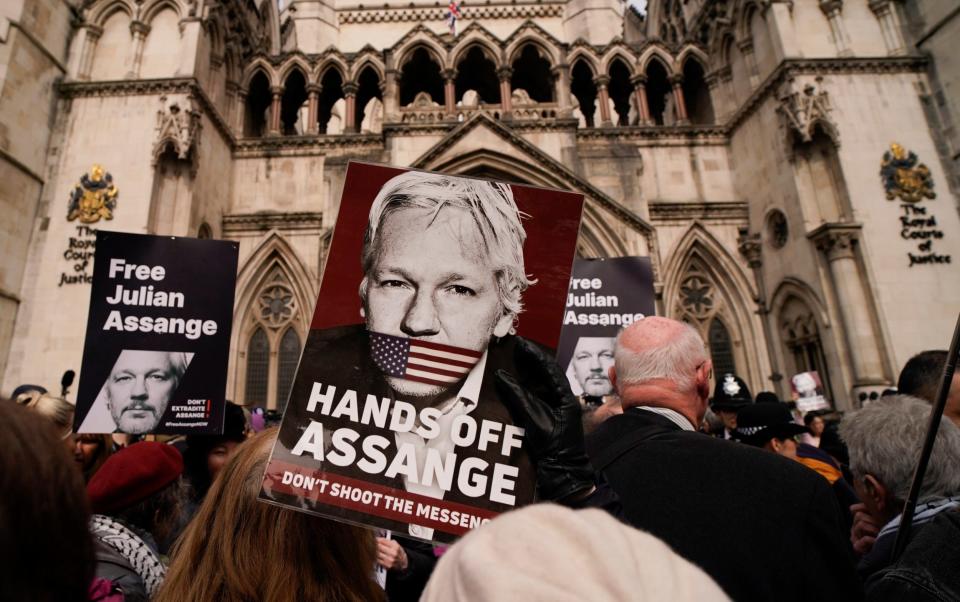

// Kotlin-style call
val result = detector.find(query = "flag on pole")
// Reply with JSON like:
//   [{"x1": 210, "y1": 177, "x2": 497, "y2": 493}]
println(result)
[{"x1": 446, "y1": 0, "x2": 462, "y2": 36}]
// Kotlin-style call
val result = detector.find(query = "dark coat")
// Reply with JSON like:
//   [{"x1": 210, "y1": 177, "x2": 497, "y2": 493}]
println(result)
[
  {"x1": 271, "y1": 325, "x2": 535, "y2": 543},
  {"x1": 586, "y1": 408, "x2": 863, "y2": 602},
  {"x1": 865, "y1": 509, "x2": 960, "y2": 601},
  {"x1": 385, "y1": 536, "x2": 438, "y2": 602}
]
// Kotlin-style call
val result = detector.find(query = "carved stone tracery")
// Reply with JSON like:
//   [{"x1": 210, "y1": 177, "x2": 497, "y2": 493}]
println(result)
[
  {"x1": 776, "y1": 76, "x2": 837, "y2": 146},
  {"x1": 257, "y1": 270, "x2": 297, "y2": 329},
  {"x1": 153, "y1": 94, "x2": 201, "y2": 174}
]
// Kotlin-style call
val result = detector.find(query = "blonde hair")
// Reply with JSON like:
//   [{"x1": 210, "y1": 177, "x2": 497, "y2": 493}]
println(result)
[
  {"x1": 17, "y1": 392, "x2": 75, "y2": 441},
  {"x1": 156, "y1": 428, "x2": 383, "y2": 602}
]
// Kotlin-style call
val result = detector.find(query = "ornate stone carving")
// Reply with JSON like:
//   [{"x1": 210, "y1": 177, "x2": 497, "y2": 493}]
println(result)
[
  {"x1": 776, "y1": 76, "x2": 836, "y2": 145},
  {"x1": 258, "y1": 275, "x2": 297, "y2": 329},
  {"x1": 809, "y1": 223, "x2": 861, "y2": 261},
  {"x1": 154, "y1": 95, "x2": 201, "y2": 172},
  {"x1": 679, "y1": 273, "x2": 715, "y2": 319},
  {"x1": 737, "y1": 232, "x2": 763, "y2": 268},
  {"x1": 880, "y1": 142, "x2": 936, "y2": 203}
]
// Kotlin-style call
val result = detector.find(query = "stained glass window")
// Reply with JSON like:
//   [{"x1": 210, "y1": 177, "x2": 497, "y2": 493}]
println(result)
[
  {"x1": 276, "y1": 328, "x2": 301, "y2": 413},
  {"x1": 245, "y1": 328, "x2": 269, "y2": 406},
  {"x1": 708, "y1": 318, "x2": 737, "y2": 377}
]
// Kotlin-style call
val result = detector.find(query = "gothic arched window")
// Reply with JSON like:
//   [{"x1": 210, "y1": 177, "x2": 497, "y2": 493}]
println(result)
[
  {"x1": 276, "y1": 328, "x2": 301, "y2": 413},
  {"x1": 708, "y1": 318, "x2": 737, "y2": 376},
  {"x1": 245, "y1": 328, "x2": 270, "y2": 406},
  {"x1": 240, "y1": 266, "x2": 306, "y2": 409}
]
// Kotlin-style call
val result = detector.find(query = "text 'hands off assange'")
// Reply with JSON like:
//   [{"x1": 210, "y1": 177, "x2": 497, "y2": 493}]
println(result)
[{"x1": 291, "y1": 382, "x2": 525, "y2": 506}]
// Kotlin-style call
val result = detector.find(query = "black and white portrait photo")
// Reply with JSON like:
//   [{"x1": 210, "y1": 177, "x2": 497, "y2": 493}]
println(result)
[
  {"x1": 78, "y1": 349, "x2": 193, "y2": 434},
  {"x1": 567, "y1": 336, "x2": 616, "y2": 398}
]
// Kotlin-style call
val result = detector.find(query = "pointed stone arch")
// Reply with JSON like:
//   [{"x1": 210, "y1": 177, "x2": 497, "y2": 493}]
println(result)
[
  {"x1": 566, "y1": 47, "x2": 600, "y2": 75},
  {"x1": 349, "y1": 49, "x2": 386, "y2": 83},
  {"x1": 141, "y1": 0, "x2": 183, "y2": 23},
  {"x1": 637, "y1": 44, "x2": 677, "y2": 75},
  {"x1": 228, "y1": 231, "x2": 314, "y2": 406},
  {"x1": 676, "y1": 44, "x2": 710, "y2": 71},
  {"x1": 769, "y1": 277, "x2": 840, "y2": 403},
  {"x1": 392, "y1": 27, "x2": 450, "y2": 71},
  {"x1": 452, "y1": 29, "x2": 503, "y2": 68},
  {"x1": 506, "y1": 36, "x2": 558, "y2": 68},
  {"x1": 599, "y1": 45, "x2": 637, "y2": 77},
  {"x1": 314, "y1": 51, "x2": 349, "y2": 83},
  {"x1": 89, "y1": 0, "x2": 136, "y2": 27},
  {"x1": 242, "y1": 57, "x2": 278, "y2": 89},
  {"x1": 663, "y1": 223, "x2": 769, "y2": 391},
  {"x1": 277, "y1": 55, "x2": 313, "y2": 86}
]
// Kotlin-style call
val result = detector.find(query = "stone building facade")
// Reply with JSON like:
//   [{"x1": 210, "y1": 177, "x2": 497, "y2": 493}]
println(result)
[{"x1": 2, "y1": 0, "x2": 958, "y2": 411}]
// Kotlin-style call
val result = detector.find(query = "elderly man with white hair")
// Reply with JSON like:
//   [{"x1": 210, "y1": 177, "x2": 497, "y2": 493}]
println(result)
[
  {"x1": 840, "y1": 394, "x2": 960, "y2": 582},
  {"x1": 584, "y1": 316, "x2": 861, "y2": 601}
]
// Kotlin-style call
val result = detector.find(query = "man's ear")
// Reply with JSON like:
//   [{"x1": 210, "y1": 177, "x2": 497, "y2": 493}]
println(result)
[
  {"x1": 863, "y1": 474, "x2": 888, "y2": 512},
  {"x1": 608, "y1": 366, "x2": 618, "y2": 392},
  {"x1": 493, "y1": 312, "x2": 515, "y2": 338},
  {"x1": 696, "y1": 359, "x2": 713, "y2": 400}
]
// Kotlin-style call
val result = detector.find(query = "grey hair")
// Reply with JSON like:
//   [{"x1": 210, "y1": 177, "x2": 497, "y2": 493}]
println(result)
[
  {"x1": 839, "y1": 395, "x2": 960, "y2": 503},
  {"x1": 613, "y1": 321, "x2": 707, "y2": 393},
  {"x1": 358, "y1": 170, "x2": 535, "y2": 316},
  {"x1": 18, "y1": 393, "x2": 75, "y2": 441}
]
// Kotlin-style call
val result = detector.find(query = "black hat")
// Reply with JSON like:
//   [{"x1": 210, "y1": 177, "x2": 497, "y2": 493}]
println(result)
[
  {"x1": 11, "y1": 383, "x2": 47, "y2": 399},
  {"x1": 734, "y1": 403, "x2": 809, "y2": 446},
  {"x1": 711, "y1": 374, "x2": 753, "y2": 411},
  {"x1": 755, "y1": 391, "x2": 781, "y2": 404}
]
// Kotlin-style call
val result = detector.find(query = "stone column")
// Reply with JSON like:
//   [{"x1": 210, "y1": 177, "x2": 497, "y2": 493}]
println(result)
[
  {"x1": 669, "y1": 73, "x2": 689, "y2": 124},
  {"x1": 715, "y1": 67, "x2": 734, "y2": 122},
  {"x1": 224, "y1": 81, "x2": 239, "y2": 131},
  {"x1": 235, "y1": 88, "x2": 248, "y2": 134},
  {"x1": 268, "y1": 85, "x2": 283, "y2": 135},
  {"x1": 342, "y1": 82, "x2": 358, "y2": 133},
  {"x1": 631, "y1": 74, "x2": 651, "y2": 125},
  {"x1": 128, "y1": 21, "x2": 150, "y2": 78},
  {"x1": 306, "y1": 83, "x2": 322, "y2": 135},
  {"x1": 869, "y1": 0, "x2": 906, "y2": 55},
  {"x1": 737, "y1": 39, "x2": 761, "y2": 87},
  {"x1": 498, "y1": 66, "x2": 513, "y2": 119},
  {"x1": 809, "y1": 224, "x2": 888, "y2": 394},
  {"x1": 593, "y1": 75, "x2": 612, "y2": 126},
  {"x1": 738, "y1": 231, "x2": 784, "y2": 396},
  {"x1": 704, "y1": 72, "x2": 720, "y2": 124},
  {"x1": 819, "y1": 0, "x2": 853, "y2": 57},
  {"x1": 551, "y1": 63, "x2": 572, "y2": 117},
  {"x1": 383, "y1": 68, "x2": 400, "y2": 122},
  {"x1": 442, "y1": 69, "x2": 457, "y2": 117},
  {"x1": 75, "y1": 25, "x2": 102, "y2": 80}
]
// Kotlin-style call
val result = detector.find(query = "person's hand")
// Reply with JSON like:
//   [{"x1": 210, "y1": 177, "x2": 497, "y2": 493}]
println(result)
[
  {"x1": 850, "y1": 502, "x2": 880, "y2": 557},
  {"x1": 376, "y1": 537, "x2": 409, "y2": 572},
  {"x1": 495, "y1": 338, "x2": 595, "y2": 502}
]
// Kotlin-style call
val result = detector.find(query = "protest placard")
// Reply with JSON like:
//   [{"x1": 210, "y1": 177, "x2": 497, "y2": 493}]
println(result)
[
  {"x1": 791, "y1": 370, "x2": 832, "y2": 413},
  {"x1": 74, "y1": 231, "x2": 238, "y2": 435},
  {"x1": 556, "y1": 257, "x2": 656, "y2": 399},
  {"x1": 260, "y1": 162, "x2": 584, "y2": 542}
]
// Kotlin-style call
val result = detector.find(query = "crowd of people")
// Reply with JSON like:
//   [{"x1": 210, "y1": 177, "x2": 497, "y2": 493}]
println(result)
[{"x1": 4, "y1": 316, "x2": 960, "y2": 601}]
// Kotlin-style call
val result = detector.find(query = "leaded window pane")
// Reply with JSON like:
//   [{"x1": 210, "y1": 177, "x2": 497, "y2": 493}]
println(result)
[
  {"x1": 245, "y1": 328, "x2": 269, "y2": 406},
  {"x1": 276, "y1": 329, "x2": 301, "y2": 413}
]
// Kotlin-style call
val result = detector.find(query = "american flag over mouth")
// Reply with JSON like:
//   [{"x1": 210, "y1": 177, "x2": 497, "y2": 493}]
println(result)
[{"x1": 370, "y1": 331, "x2": 483, "y2": 387}]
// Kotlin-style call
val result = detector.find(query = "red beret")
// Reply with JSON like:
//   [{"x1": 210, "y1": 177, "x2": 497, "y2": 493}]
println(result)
[{"x1": 87, "y1": 442, "x2": 183, "y2": 514}]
